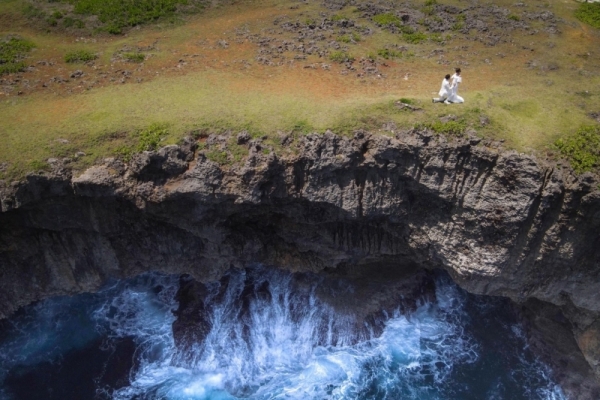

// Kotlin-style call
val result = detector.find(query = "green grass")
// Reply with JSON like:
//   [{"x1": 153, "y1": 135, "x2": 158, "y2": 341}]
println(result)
[
  {"x1": 205, "y1": 149, "x2": 228, "y2": 164},
  {"x1": 64, "y1": 49, "x2": 97, "y2": 63},
  {"x1": 1, "y1": 0, "x2": 600, "y2": 178},
  {"x1": 555, "y1": 126, "x2": 600, "y2": 173},
  {"x1": 114, "y1": 123, "x2": 169, "y2": 161},
  {"x1": 575, "y1": 2, "x2": 600, "y2": 29},
  {"x1": 419, "y1": 119, "x2": 467, "y2": 136},
  {"x1": 0, "y1": 36, "x2": 35, "y2": 75}
]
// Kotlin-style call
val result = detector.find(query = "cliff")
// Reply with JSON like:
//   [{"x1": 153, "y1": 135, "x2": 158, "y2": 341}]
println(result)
[{"x1": 1, "y1": 130, "x2": 600, "y2": 397}]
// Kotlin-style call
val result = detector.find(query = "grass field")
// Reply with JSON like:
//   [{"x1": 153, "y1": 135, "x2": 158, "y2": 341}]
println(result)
[{"x1": 1, "y1": 0, "x2": 600, "y2": 179}]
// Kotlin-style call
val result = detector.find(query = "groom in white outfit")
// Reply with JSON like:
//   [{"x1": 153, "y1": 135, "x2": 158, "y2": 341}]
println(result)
[
  {"x1": 432, "y1": 74, "x2": 452, "y2": 103},
  {"x1": 447, "y1": 68, "x2": 464, "y2": 104}
]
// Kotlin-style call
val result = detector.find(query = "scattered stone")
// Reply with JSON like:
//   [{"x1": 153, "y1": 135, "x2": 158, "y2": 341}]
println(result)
[
  {"x1": 237, "y1": 131, "x2": 251, "y2": 145},
  {"x1": 75, "y1": 151, "x2": 86, "y2": 158},
  {"x1": 57, "y1": 138, "x2": 70, "y2": 144},
  {"x1": 589, "y1": 112, "x2": 600, "y2": 124},
  {"x1": 440, "y1": 114, "x2": 457, "y2": 123},
  {"x1": 395, "y1": 101, "x2": 422, "y2": 112},
  {"x1": 70, "y1": 70, "x2": 84, "y2": 79}
]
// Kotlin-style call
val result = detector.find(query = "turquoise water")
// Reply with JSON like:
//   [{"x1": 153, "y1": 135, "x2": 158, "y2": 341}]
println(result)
[{"x1": 0, "y1": 267, "x2": 565, "y2": 400}]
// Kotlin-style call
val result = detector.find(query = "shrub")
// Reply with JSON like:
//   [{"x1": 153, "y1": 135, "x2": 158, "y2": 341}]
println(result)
[
  {"x1": 373, "y1": 13, "x2": 401, "y2": 26},
  {"x1": 137, "y1": 123, "x2": 168, "y2": 151},
  {"x1": 206, "y1": 150, "x2": 228, "y2": 164},
  {"x1": 0, "y1": 37, "x2": 35, "y2": 76},
  {"x1": 122, "y1": 52, "x2": 145, "y2": 63},
  {"x1": 23, "y1": 4, "x2": 46, "y2": 19},
  {"x1": 418, "y1": 119, "x2": 467, "y2": 136},
  {"x1": 329, "y1": 50, "x2": 354, "y2": 63},
  {"x1": 65, "y1": 49, "x2": 97, "y2": 63},
  {"x1": 575, "y1": 2, "x2": 600, "y2": 29},
  {"x1": 508, "y1": 14, "x2": 520, "y2": 21},
  {"x1": 422, "y1": 0, "x2": 437, "y2": 16},
  {"x1": 555, "y1": 126, "x2": 600, "y2": 173},
  {"x1": 29, "y1": 160, "x2": 50, "y2": 172},
  {"x1": 63, "y1": 17, "x2": 85, "y2": 28},
  {"x1": 402, "y1": 31, "x2": 428, "y2": 44},
  {"x1": 377, "y1": 48, "x2": 402, "y2": 59},
  {"x1": 452, "y1": 21, "x2": 464, "y2": 31},
  {"x1": 63, "y1": 0, "x2": 190, "y2": 34},
  {"x1": 291, "y1": 120, "x2": 313, "y2": 134}
]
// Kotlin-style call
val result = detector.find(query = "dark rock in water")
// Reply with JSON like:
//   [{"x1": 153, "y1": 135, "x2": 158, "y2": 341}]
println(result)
[
  {"x1": 520, "y1": 299, "x2": 600, "y2": 400},
  {"x1": 172, "y1": 275, "x2": 212, "y2": 354},
  {"x1": 171, "y1": 266, "x2": 438, "y2": 353}
]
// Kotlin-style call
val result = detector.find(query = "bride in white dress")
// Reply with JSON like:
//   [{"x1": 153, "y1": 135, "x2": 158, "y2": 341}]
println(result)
[{"x1": 447, "y1": 68, "x2": 464, "y2": 104}]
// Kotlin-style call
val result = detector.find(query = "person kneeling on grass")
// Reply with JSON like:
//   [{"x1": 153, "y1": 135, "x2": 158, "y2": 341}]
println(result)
[
  {"x1": 447, "y1": 68, "x2": 464, "y2": 104},
  {"x1": 432, "y1": 74, "x2": 452, "y2": 103}
]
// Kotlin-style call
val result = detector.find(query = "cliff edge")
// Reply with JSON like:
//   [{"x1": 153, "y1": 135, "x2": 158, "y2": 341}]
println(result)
[{"x1": 1, "y1": 130, "x2": 600, "y2": 397}]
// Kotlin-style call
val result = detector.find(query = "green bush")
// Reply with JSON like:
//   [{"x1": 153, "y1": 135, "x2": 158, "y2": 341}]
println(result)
[
  {"x1": 329, "y1": 50, "x2": 354, "y2": 63},
  {"x1": 337, "y1": 33, "x2": 360, "y2": 43},
  {"x1": 422, "y1": 0, "x2": 437, "y2": 16},
  {"x1": 291, "y1": 120, "x2": 313, "y2": 134},
  {"x1": 418, "y1": 119, "x2": 467, "y2": 136},
  {"x1": 23, "y1": 4, "x2": 46, "y2": 19},
  {"x1": 63, "y1": 0, "x2": 190, "y2": 34},
  {"x1": 0, "y1": 37, "x2": 35, "y2": 76},
  {"x1": 402, "y1": 31, "x2": 428, "y2": 44},
  {"x1": 63, "y1": 17, "x2": 85, "y2": 28},
  {"x1": 137, "y1": 123, "x2": 168, "y2": 151},
  {"x1": 29, "y1": 160, "x2": 50, "y2": 172},
  {"x1": 555, "y1": 126, "x2": 600, "y2": 173},
  {"x1": 373, "y1": 13, "x2": 401, "y2": 26},
  {"x1": 508, "y1": 14, "x2": 520, "y2": 21},
  {"x1": 206, "y1": 150, "x2": 228, "y2": 164},
  {"x1": 123, "y1": 52, "x2": 145, "y2": 63},
  {"x1": 377, "y1": 48, "x2": 403, "y2": 59},
  {"x1": 64, "y1": 49, "x2": 97, "y2": 63},
  {"x1": 575, "y1": 2, "x2": 600, "y2": 29}
]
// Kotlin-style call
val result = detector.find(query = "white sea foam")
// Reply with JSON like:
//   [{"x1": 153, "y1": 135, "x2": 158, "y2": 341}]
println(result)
[{"x1": 0, "y1": 268, "x2": 567, "y2": 400}]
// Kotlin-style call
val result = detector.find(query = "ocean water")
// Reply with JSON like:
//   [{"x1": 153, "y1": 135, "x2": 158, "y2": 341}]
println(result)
[{"x1": 0, "y1": 266, "x2": 565, "y2": 400}]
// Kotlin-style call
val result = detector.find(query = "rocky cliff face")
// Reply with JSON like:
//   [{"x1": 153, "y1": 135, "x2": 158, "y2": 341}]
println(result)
[{"x1": 1, "y1": 130, "x2": 600, "y2": 397}]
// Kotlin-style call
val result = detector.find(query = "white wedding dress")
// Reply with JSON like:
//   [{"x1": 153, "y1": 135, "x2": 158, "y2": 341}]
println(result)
[{"x1": 447, "y1": 74, "x2": 464, "y2": 103}]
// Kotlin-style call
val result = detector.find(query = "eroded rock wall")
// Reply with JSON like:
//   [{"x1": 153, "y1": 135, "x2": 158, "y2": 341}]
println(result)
[{"x1": 1, "y1": 130, "x2": 600, "y2": 392}]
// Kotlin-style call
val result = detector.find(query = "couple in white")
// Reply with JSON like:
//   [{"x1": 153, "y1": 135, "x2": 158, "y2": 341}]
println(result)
[{"x1": 432, "y1": 68, "x2": 464, "y2": 104}]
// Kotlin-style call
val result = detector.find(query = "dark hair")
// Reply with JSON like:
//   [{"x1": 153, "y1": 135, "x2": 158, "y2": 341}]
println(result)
[
  {"x1": 455, "y1": 68, "x2": 461, "y2": 73},
  {"x1": 445, "y1": 74, "x2": 451, "y2": 80}
]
